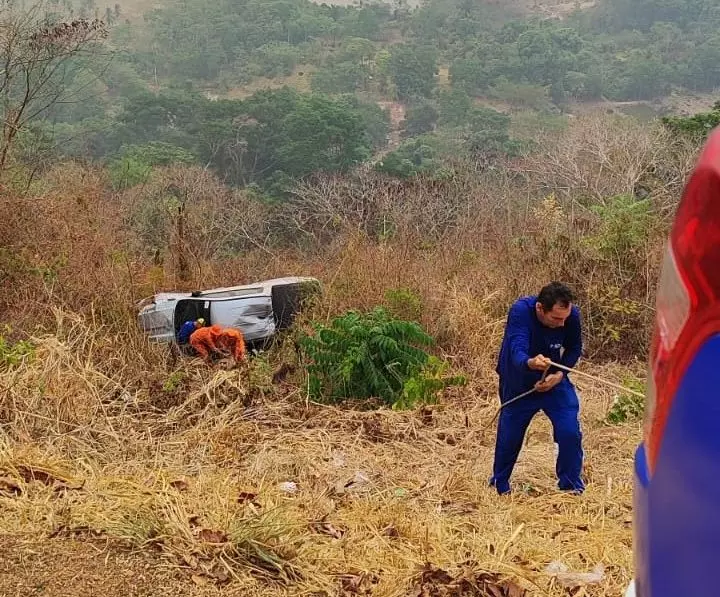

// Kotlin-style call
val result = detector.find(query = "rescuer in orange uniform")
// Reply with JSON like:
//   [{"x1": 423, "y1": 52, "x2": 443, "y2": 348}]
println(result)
[
  {"x1": 190, "y1": 324, "x2": 247, "y2": 363},
  {"x1": 217, "y1": 328, "x2": 247, "y2": 362}
]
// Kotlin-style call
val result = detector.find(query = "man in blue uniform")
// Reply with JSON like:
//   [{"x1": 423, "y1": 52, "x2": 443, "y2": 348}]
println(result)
[
  {"x1": 178, "y1": 318, "x2": 205, "y2": 345},
  {"x1": 490, "y1": 282, "x2": 584, "y2": 495}
]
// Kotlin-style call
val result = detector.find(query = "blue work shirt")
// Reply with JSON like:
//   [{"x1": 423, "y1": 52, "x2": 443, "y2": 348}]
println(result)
[
  {"x1": 177, "y1": 321, "x2": 196, "y2": 344},
  {"x1": 496, "y1": 296, "x2": 582, "y2": 403}
]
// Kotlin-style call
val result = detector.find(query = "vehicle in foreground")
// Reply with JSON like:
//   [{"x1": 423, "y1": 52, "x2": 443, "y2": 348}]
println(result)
[
  {"x1": 137, "y1": 276, "x2": 321, "y2": 349},
  {"x1": 627, "y1": 127, "x2": 720, "y2": 596}
]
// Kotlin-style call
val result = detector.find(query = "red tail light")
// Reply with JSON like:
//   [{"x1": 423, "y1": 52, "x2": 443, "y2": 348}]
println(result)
[{"x1": 646, "y1": 128, "x2": 720, "y2": 472}]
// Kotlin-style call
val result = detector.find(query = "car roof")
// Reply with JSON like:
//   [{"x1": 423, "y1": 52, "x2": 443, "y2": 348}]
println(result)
[
  {"x1": 141, "y1": 276, "x2": 319, "y2": 306},
  {"x1": 196, "y1": 276, "x2": 318, "y2": 297}
]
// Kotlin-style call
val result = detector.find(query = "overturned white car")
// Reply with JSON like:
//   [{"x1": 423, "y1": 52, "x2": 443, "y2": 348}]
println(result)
[{"x1": 137, "y1": 277, "x2": 320, "y2": 348}]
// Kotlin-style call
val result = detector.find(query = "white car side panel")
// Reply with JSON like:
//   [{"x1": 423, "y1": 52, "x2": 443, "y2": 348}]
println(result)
[{"x1": 210, "y1": 296, "x2": 275, "y2": 342}]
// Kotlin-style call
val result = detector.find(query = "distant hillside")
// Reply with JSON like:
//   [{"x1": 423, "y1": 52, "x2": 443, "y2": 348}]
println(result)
[
  {"x1": 113, "y1": 0, "x2": 164, "y2": 19},
  {"x1": 113, "y1": 0, "x2": 597, "y2": 20},
  {"x1": 312, "y1": 0, "x2": 598, "y2": 17}
]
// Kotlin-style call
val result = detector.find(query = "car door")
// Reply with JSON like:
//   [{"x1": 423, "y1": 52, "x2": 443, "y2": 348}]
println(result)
[{"x1": 210, "y1": 295, "x2": 276, "y2": 343}]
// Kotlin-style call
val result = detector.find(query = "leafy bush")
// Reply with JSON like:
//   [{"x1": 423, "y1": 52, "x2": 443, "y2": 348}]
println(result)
[
  {"x1": 401, "y1": 102, "x2": 438, "y2": 138},
  {"x1": 488, "y1": 79, "x2": 552, "y2": 111},
  {"x1": 108, "y1": 155, "x2": 152, "y2": 190},
  {"x1": 248, "y1": 43, "x2": 299, "y2": 78},
  {"x1": 388, "y1": 44, "x2": 438, "y2": 100},
  {"x1": 300, "y1": 307, "x2": 462, "y2": 409},
  {"x1": 394, "y1": 356, "x2": 467, "y2": 411},
  {"x1": 606, "y1": 378, "x2": 646, "y2": 424},
  {"x1": 375, "y1": 135, "x2": 454, "y2": 179},
  {"x1": 162, "y1": 371, "x2": 187, "y2": 394},
  {"x1": 585, "y1": 194, "x2": 653, "y2": 261},
  {"x1": 311, "y1": 62, "x2": 367, "y2": 94},
  {"x1": 438, "y1": 88, "x2": 472, "y2": 127},
  {"x1": 119, "y1": 142, "x2": 197, "y2": 167},
  {"x1": 662, "y1": 102, "x2": 720, "y2": 139},
  {"x1": 384, "y1": 287, "x2": 423, "y2": 322},
  {"x1": 594, "y1": 285, "x2": 642, "y2": 345},
  {"x1": 0, "y1": 330, "x2": 34, "y2": 369}
]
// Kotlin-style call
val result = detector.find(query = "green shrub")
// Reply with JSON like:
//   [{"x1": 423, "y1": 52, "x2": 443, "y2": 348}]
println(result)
[
  {"x1": 394, "y1": 356, "x2": 467, "y2": 411},
  {"x1": 375, "y1": 135, "x2": 454, "y2": 179},
  {"x1": 108, "y1": 155, "x2": 152, "y2": 190},
  {"x1": 162, "y1": 371, "x2": 187, "y2": 394},
  {"x1": 606, "y1": 378, "x2": 646, "y2": 424},
  {"x1": 108, "y1": 143, "x2": 196, "y2": 191},
  {"x1": 586, "y1": 194, "x2": 652, "y2": 260},
  {"x1": 0, "y1": 330, "x2": 34, "y2": 369},
  {"x1": 300, "y1": 307, "x2": 461, "y2": 409},
  {"x1": 662, "y1": 102, "x2": 720, "y2": 140},
  {"x1": 384, "y1": 287, "x2": 423, "y2": 322}
]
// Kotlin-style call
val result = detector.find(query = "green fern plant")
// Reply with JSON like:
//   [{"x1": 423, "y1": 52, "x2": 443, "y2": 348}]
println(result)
[{"x1": 300, "y1": 307, "x2": 441, "y2": 407}]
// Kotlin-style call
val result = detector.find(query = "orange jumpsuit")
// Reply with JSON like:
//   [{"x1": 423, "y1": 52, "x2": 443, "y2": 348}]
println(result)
[
  {"x1": 189, "y1": 325, "x2": 247, "y2": 362},
  {"x1": 217, "y1": 328, "x2": 247, "y2": 362},
  {"x1": 189, "y1": 325, "x2": 223, "y2": 361}
]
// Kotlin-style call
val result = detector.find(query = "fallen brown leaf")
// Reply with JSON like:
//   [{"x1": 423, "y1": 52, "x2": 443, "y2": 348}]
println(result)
[
  {"x1": 53, "y1": 480, "x2": 85, "y2": 494},
  {"x1": 170, "y1": 479, "x2": 189, "y2": 491},
  {"x1": 488, "y1": 584, "x2": 504, "y2": 597},
  {"x1": 440, "y1": 500, "x2": 478, "y2": 515},
  {"x1": 340, "y1": 574, "x2": 364, "y2": 594},
  {"x1": 505, "y1": 581, "x2": 526, "y2": 597},
  {"x1": 311, "y1": 517, "x2": 345, "y2": 539},
  {"x1": 339, "y1": 572, "x2": 378, "y2": 595},
  {"x1": 210, "y1": 563, "x2": 231, "y2": 584},
  {"x1": 182, "y1": 553, "x2": 200, "y2": 570},
  {"x1": 16, "y1": 465, "x2": 62, "y2": 486},
  {"x1": 237, "y1": 491, "x2": 259, "y2": 505},
  {"x1": 411, "y1": 564, "x2": 526, "y2": 597},
  {"x1": 0, "y1": 477, "x2": 22, "y2": 496},
  {"x1": 382, "y1": 525, "x2": 400, "y2": 538},
  {"x1": 191, "y1": 574, "x2": 208, "y2": 587},
  {"x1": 197, "y1": 529, "x2": 229, "y2": 544}
]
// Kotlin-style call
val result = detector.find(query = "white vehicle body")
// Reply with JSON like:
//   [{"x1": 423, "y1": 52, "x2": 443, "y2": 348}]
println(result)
[{"x1": 137, "y1": 277, "x2": 320, "y2": 346}]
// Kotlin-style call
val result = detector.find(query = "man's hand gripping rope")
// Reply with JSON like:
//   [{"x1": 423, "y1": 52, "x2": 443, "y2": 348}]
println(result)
[{"x1": 486, "y1": 359, "x2": 645, "y2": 429}]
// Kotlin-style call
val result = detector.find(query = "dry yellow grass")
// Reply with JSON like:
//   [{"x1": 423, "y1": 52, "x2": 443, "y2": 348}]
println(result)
[{"x1": 0, "y1": 305, "x2": 643, "y2": 596}]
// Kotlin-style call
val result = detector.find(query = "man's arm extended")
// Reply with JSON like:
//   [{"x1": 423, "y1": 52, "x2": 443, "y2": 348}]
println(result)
[{"x1": 561, "y1": 308, "x2": 583, "y2": 369}]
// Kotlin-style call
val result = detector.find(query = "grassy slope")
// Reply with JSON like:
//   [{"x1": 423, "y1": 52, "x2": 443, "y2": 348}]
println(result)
[{"x1": 0, "y1": 331, "x2": 640, "y2": 596}]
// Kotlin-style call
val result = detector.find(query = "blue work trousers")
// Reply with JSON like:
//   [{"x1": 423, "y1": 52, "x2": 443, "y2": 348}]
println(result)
[{"x1": 490, "y1": 385, "x2": 584, "y2": 495}]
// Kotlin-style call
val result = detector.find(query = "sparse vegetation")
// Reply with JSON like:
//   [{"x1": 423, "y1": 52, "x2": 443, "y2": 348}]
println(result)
[
  {"x1": 0, "y1": 331, "x2": 34, "y2": 369},
  {"x1": 607, "y1": 379, "x2": 647, "y2": 424}
]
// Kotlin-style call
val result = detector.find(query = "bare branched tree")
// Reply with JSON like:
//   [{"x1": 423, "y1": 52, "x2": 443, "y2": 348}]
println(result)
[{"x1": 0, "y1": 0, "x2": 108, "y2": 174}]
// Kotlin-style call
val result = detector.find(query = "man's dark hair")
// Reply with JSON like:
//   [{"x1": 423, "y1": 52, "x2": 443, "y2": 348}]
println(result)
[{"x1": 537, "y1": 282, "x2": 574, "y2": 311}]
